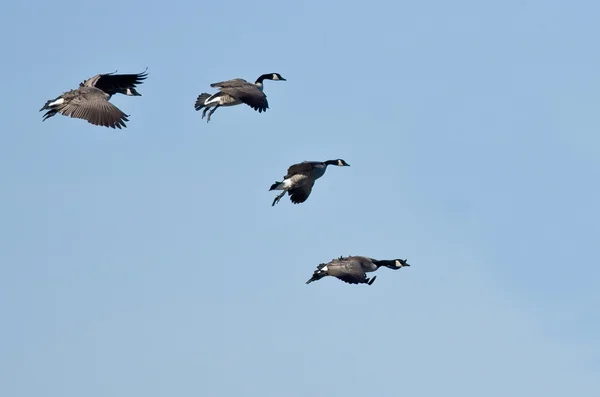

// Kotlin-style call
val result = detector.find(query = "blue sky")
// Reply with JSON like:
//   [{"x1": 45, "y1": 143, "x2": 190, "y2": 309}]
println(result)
[{"x1": 1, "y1": 0, "x2": 599, "y2": 395}]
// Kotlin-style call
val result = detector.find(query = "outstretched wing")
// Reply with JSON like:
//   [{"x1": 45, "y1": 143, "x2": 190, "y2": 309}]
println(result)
[
  {"x1": 86, "y1": 69, "x2": 148, "y2": 96},
  {"x1": 54, "y1": 89, "x2": 129, "y2": 129},
  {"x1": 288, "y1": 181, "x2": 314, "y2": 204}
]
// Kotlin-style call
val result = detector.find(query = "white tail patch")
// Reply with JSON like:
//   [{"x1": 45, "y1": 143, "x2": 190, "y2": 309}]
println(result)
[
  {"x1": 48, "y1": 98, "x2": 64, "y2": 107},
  {"x1": 273, "y1": 179, "x2": 293, "y2": 190},
  {"x1": 204, "y1": 95, "x2": 222, "y2": 106}
]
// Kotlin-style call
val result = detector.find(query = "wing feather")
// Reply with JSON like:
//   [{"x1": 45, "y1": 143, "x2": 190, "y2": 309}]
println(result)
[
  {"x1": 285, "y1": 162, "x2": 316, "y2": 178},
  {"x1": 336, "y1": 273, "x2": 368, "y2": 284},
  {"x1": 87, "y1": 70, "x2": 148, "y2": 96},
  {"x1": 288, "y1": 182, "x2": 314, "y2": 204},
  {"x1": 55, "y1": 89, "x2": 128, "y2": 129},
  {"x1": 208, "y1": 79, "x2": 268, "y2": 112},
  {"x1": 209, "y1": 78, "x2": 248, "y2": 88},
  {"x1": 218, "y1": 85, "x2": 268, "y2": 112}
]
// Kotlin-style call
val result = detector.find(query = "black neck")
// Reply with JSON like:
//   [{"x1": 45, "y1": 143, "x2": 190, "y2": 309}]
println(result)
[
  {"x1": 255, "y1": 74, "x2": 272, "y2": 84},
  {"x1": 324, "y1": 160, "x2": 338, "y2": 166},
  {"x1": 372, "y1": 259, "x2": 407, "y2": 268}
]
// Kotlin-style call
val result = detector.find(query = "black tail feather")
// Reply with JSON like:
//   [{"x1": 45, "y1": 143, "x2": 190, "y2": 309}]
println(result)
[
  {"x1": 40, "y1": 96, "x2": 61, "y2": 112},
  {"x1": 195, "y1": 93, "x2": 212, "y2": 110},
  {"x1": 41, "y1": 109, "x2": 58, "y2": 121},
  {"x1": 269, "y1": 181, "x2": 281, "y2": 191},
  {"x1": 306, "y1": 263, "x2": 329, "y2": 284},
  {"x1": 306, "y1": 271, "x2": 327, "y2": 284},
  {"x1": 40, "y1": 97, "x2": 61, "y2": 121}
]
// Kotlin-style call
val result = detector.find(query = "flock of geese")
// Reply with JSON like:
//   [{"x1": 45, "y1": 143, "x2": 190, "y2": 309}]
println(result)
[{"x1": 39, "y1": 69, "x2": 411, "y2": 286}]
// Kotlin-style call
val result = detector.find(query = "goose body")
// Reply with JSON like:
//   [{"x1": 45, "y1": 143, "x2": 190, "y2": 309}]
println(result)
[
  {"x1": 40, "y1": 69, "x2": 148, "y2": 129},
  {"x1": 306, "y1": 256, "x2": 410, "y2": 285},
  {"x1": 194, "y1": 73, "x2": 286, "y2": 122},
  {"x1": 269, "y1": 159, "x2": 350, "y2": 206}
]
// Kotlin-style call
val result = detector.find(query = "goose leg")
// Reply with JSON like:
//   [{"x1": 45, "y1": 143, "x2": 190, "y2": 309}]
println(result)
[
  {"x1": 367, "y1": 276, "x2": 377, "y2": 285},
  {"x1": 272, "y1": 191, "x2": 286, "y2": 206},
  {"x1": 201, "y1": 107, "x2": 211, "y2": 120},
  {"x1": 206, "y1": 104, "x2": 220, "y2": 123}
]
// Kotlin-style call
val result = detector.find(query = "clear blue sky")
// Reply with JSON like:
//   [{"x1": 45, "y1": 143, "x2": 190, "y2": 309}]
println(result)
[{"x1": 1, "y1": 0, "x2": 598, "y2": 396}]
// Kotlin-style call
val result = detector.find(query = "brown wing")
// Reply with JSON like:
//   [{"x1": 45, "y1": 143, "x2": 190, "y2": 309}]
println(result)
[
  {"x1": 336, "y1": 273, "x2": 368, "y2": 284},
  {"x1": 329, "y1": 259, "x2": 369, "y2": 284},
  {"x1": 55, "y1": 90, "x2": 129, "y2": 129},
  {"x1": 209, "y1": 78, "x2": 249, "y2": 88},
  {"x1": 208, "y1": 79, "x2": 268, "y2": 112},
  {"x1": 285, "y1": 162, "x2": 316, "y2": 178},
  {"x1": 219, "y1": 85, "x2": 268, "y2": 112},
  {"x1": 288, "y1": 181, "x2": 314, "y2": 204}
]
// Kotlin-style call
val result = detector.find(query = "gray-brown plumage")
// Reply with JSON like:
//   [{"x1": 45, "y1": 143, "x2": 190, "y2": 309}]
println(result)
[
  {"x1": 194, "y1": 73, "x2": 286, "y2": 122},
  {"x1": 269, "y1": 159, "x2": 350, "y2": 206},
  {"x1": 40, "y1": 69, "x2": 148, "y2": 129},
  {"x1": 306, "y1": 256, "x2": 410, "y2": 286}
]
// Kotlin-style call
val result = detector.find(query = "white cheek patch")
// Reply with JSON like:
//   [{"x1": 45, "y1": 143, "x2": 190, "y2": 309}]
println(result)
[
  {"x1": 395, "y1": 260, "x2": 402, "y2": 268},
  {"x1": 48, "y1": 98, "x2": 65, "y2": 106},
  {"x1": 321, "y1": 265, "x2": 328, "y2": 272}
]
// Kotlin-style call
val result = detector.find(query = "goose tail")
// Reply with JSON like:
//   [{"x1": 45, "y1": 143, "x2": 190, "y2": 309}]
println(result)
[{"x1": 194, "y1": 93, "x2": 212, "y2": 110}]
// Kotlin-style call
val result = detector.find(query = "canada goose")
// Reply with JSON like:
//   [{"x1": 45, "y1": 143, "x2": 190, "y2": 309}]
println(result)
[
  {"x1": 40, "y1": 69, "x2": 148, "y2": 129},
  {"x1": 269, "y1": 159, "x2": 350, "y2": 206},
  {"x1": 194, "y1": 73, "x2": 286, "y2": 122},
  {"x1": 306, "y1": 256, "x2": 410, "y2": 285}
]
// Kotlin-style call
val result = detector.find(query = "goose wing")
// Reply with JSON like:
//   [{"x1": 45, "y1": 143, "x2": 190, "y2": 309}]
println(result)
[
  {"x1": 285, "y1": 161, "x2": 318, "y2": 178},
  {"x1": 209, "y1": 79, "x2": 268, "y2": 112},
  {"x1": 219, "y1": 85, "x2": 268, "y2": 112},
  {"x1": 54, "y1": 88, "x2": 129, "y2": 129},
  {"x1": 209, "y1": 78, "x2": 249, "y2": 88},
  {"x1": 288, "y1": 181, "x2": 314, "y2": 204},
  {"x1": 336, "y1": 273, "x2": 369, "y2": 284},
  {"x1": 333, "y1": 261, "x2": 369, "y2": 284},
  {"x1": 84, "y1": 70, "x2": 148, "y2": 96}
]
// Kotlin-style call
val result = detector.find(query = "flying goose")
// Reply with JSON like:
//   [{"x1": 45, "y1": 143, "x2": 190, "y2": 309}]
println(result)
[
  {"x1": 40, "y1": 69, "x2": 148, "y2": 129},
  {"x1": 306, "y1": 256, "x2": 410, "y2": 286},
  {"x1": 269, "y1": 159, "x2": 350, "y2": 206},
  {"x1": 194, "y1": 73, "x2": 286, "y2": 122}
]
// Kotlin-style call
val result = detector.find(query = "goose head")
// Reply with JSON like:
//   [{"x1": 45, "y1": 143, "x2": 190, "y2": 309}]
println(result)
[{"x1": 386, "y1": 259, "x2": 410, "y2": 270}]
